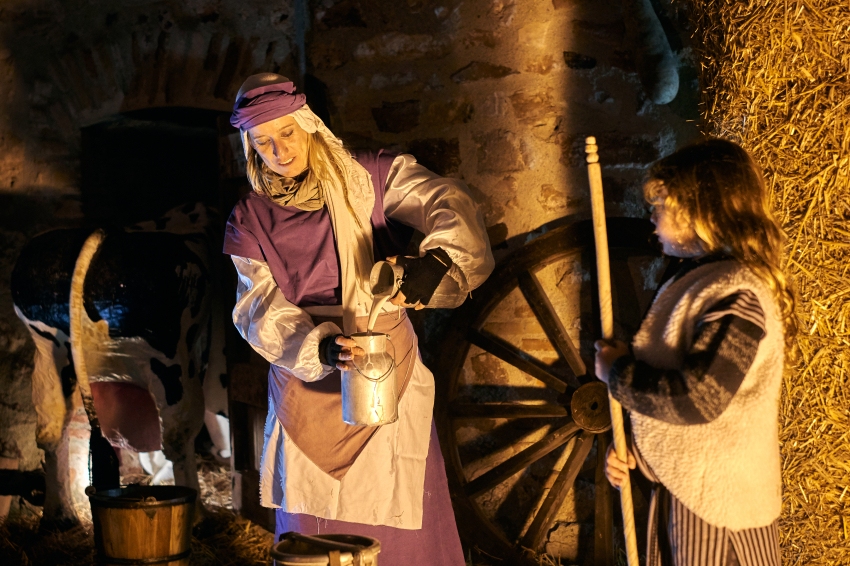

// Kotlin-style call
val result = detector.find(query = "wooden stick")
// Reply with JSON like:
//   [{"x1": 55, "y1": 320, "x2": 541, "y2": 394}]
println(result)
[{"x1": 585, "y1": 136, "x2": 640, "y2": 566}]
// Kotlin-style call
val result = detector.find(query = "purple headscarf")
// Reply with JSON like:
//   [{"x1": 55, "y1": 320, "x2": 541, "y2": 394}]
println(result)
[{"x1": 230, "y1": 73, "x2": 307, "y2": 130}]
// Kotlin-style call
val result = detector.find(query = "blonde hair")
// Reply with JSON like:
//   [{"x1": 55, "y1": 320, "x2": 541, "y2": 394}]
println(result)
[
  {"x1": 242, "y1": 125, "x2": 363, "y2": 228},
  {"x1": 645, "y1": 138, "x2": 798, "y2": 347}
]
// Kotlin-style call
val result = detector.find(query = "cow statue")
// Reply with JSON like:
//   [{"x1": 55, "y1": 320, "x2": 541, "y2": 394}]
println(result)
[{"x1": 10, "y1": 202, "x2": 228, "y2": 527}]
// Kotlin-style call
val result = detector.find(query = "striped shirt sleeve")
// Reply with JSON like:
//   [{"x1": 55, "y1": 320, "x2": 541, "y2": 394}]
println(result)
[{"x1": 609, "y1": 290, "x2": 765, "y2": 425}]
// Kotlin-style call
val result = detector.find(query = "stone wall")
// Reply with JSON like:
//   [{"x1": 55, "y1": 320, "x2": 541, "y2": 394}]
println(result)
[{"x1": 305, "y1": 0, "x2": 698, "y2": 254}]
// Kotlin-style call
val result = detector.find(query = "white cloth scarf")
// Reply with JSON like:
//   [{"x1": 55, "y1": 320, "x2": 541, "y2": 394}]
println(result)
[{"x1": 289, "y1": 105, "x2": 376, "y2": 335}]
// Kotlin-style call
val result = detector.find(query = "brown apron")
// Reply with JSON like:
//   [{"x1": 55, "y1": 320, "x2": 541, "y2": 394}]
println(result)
[{"x1": 268, "y1": 310, "x2": 417, "y2": 480}]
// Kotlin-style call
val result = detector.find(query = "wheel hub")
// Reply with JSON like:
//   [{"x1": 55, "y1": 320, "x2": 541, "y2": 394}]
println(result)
[{"x1": 570, "y1": 381, "x2": 612, "y2": 433}]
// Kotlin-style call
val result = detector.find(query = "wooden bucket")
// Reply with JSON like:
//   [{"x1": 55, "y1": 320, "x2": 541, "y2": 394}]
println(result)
[
  {"x1": 87, "y1": 485, "x2": 196, "y2": 565},
  {"x1": 270, "y1": 532, "x2": 380, "y2": 566}
]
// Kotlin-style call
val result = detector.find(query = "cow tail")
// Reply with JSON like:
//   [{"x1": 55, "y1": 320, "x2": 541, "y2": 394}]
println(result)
[
  {"x1": 69, "y1": 229, "x2": 105, "y2": 422},
  {"x1": 69, "y1": 229, "x2": 119, "y2": 489}
]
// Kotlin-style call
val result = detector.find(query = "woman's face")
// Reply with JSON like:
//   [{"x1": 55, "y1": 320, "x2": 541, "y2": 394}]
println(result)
[
  {"x1": 647, "y1": 182, "x2": 706, "y2": 258},
  {"x1": 247, "y1": 115, "x2": 310, "y2": 178}
]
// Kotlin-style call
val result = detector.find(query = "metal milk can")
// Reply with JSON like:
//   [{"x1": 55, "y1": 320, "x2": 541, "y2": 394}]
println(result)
[{"x1": 341, "y1": 332, "x2": 398, "y2": 426}]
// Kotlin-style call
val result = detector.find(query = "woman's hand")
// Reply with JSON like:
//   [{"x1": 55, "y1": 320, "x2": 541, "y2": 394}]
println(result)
[
  {"x1": 319, "y1": 335, "x2": 365, "y2": 371},
  {"x1": 604, "y1": 442, "x2": 636, "y2": 489},
  {"x1": 385, "y1": 256, "x2": 425, "y2": 310},
  {"x1": 594, "y1": 339, "x2": 629, "y2": 384}
]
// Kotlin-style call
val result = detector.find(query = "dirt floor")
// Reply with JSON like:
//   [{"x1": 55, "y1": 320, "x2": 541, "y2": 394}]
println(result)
[{"x1": 0, "y1": 452, "x2": 275, "y2": 566}]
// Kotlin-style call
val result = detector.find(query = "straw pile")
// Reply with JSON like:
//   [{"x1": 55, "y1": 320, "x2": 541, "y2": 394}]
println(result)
[{"x1": 684, "y1": 0, "x2": 850, "y2": 563}]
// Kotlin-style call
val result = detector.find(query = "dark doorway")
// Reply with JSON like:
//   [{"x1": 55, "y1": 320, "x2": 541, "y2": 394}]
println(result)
[{"x1": 80, "y1": 107, "x2": 223, "y2": 227}]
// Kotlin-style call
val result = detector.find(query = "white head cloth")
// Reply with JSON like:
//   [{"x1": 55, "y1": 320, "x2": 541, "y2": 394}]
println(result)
[{"x1": 290, "y1": 105, "x2": 376, "y2": 334}]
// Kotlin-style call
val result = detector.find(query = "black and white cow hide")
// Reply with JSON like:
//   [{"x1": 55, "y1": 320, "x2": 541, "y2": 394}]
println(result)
[{"x1": 11, "y1": 203, "x2": 227, "y2": 527}]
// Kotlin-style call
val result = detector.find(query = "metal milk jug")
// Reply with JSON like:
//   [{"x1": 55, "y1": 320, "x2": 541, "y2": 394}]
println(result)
[{"x1": 341, "y1": 332, "x2": 398, "y2": 426}]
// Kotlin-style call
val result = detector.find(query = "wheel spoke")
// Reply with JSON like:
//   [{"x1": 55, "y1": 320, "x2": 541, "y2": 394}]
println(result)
[
  {"x1": 450, "y1": 402, "x2": 568, "y2": 420},
  {"x1": 520, "y1": 430, "x2": 595, "y2": 550},
  {"x1": 517, "y1": 270, "x2": 586, "y2": 385},
  {"x1": 467, "y1": 329, "x2": 568, "y2": 393},
  {"x1": 594, "y1": 433, "x2": 614, "y2": 566},
  {"x1": 464, "y1": 420, "x2": 580, "y2": 497}
]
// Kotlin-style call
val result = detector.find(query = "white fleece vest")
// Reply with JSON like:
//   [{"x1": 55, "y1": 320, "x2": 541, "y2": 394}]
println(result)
[{"x1": 630, "y1": 260, "x2": 783, "y2": 530}]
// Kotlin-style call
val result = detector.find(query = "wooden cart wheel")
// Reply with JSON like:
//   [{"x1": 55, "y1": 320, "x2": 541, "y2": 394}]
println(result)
[{"x1": 434, "y1": 217, "x2": 663, "y2": 565}]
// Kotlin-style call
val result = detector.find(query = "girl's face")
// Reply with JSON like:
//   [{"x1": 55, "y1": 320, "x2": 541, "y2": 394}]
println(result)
[
  {"x1": 647, "y1": 182, "x2": 706, "y2": 258},
  {"x1": 247, "y1": 115, "x2": 310, "y2": 178}
]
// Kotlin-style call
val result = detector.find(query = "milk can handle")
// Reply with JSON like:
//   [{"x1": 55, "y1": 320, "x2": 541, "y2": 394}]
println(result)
[{"x1": 352, "y1": 337, "x2": 396, "y2": 383}]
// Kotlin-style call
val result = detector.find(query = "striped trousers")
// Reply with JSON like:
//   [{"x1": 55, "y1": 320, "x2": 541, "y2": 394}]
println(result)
[{"x1": 646, "y1": 487, "x2": 781, "y2": 566}]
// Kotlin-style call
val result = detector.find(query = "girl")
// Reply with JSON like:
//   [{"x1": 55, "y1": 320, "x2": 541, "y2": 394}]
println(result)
[
  {"x1": 224, "y1": 73, "x2": 494, "y2": 564},
  {"x1": 595, "y1": 139, "x2": 795, "y2": 566}
]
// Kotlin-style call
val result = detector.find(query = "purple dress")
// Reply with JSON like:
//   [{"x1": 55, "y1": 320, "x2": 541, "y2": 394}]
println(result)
[
  {"x1": 274, "y1": 422, "x2": 465, "y2": 566},
  {"x1": 224, "y1": 151, "x2": 465, "y2": 566}
]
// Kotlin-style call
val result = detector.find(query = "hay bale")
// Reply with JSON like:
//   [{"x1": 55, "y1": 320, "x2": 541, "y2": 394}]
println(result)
[{"x1": 684, "y1": 0, "x2": 850, "y2": 563}]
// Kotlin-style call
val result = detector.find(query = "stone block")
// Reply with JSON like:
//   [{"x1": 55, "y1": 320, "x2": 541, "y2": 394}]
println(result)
[
  {"x1": 563, "y1": 51, "x2": 596, "y2": 70},
  {"x1": 354, "y1": 33, "x2": 450, "y2": 61},
  {"x1": 316, "y1": 0, "x2": 367, "y2": 29},
  {"x1": 466, "y1": 182, "x2": 505, "y2": 225},
  {"x1": 407, "y1": 138, "x2": 460, "y2": 176},
  {"x1": 514, "y1": 304, "x2": 534, "y2": 318},
  {"x1": 553, "y1": 479, "x2": 595, "y2": 523},
  {"x1": 451, "y1": 61, "x2": 518, "y2": 83},
  {"x1": 310, "y1": 41, "x2": 349, "y2": 70},
  {"x1": 470, "y1": 353, "x2": 508, "y2": 385},
  {"x1": 537, "y1": 183, "x2": 584, "y2": 212},
  {"x1": 474, "y1": 129, "x2": 525, "y2": 174},
  {"x1": 369, "y1": 72, "x2": 417, "y2": 90},
  {"x1": 560, "y1": 133, "x2": 660, "y2": 168},
  {"x1": 517, "y1": 22, "x2": 550, "y2": 51},
  {"x1": 424, "y1": 98, "x2": 474, "y2": 125},
  {"x1": 525, "y1": 54, "x2": 554, "y2": 75},
  {"x1": 462, "y1": 29, "x2": 500, "y2": 49},
  {"x1": 371, "y1": 99, "x2": 420, "y2": 133},
  {"x1": 490, "y1": 0, "x2": 516, "y2": 26},
  {"x1": 509, "y1": 88, "x2": 556, "y2": 125},
  {"x1": 544, "y1": 522, "x2": 583, "y2": 561},
  {"x1": 571, "y1": 19, "x2": 626, "y2": 46},
  {"x1": 521, "y1": 338, "x2": 553, "y2": 352}
]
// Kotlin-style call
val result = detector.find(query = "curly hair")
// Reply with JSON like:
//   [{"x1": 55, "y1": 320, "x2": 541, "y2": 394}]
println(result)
[{"x1": 644, "y1": 138, "x2": 798, "y2": 347}]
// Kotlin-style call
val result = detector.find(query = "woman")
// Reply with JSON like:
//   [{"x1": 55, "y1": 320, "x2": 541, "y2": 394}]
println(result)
[
  {"x1": 596, "y1": 139, "x2": 794, "y2": 566},
  {"x1": 223, "y1": 73, "x2": 494, "y2": 564}
]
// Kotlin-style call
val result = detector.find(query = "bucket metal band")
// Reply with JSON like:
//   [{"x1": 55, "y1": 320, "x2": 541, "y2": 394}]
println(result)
[{"x1": 98, "y1": 549, "x2": 191, "y2": 564}]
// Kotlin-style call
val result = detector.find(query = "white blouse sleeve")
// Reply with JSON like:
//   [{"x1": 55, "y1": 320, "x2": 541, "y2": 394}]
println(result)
[
  {"x1": 230, "y1": 255, "x2": 341, "y2": 382},
  {"x1": 382, "y1": 153, "x2": 495, "y2": 292}
]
